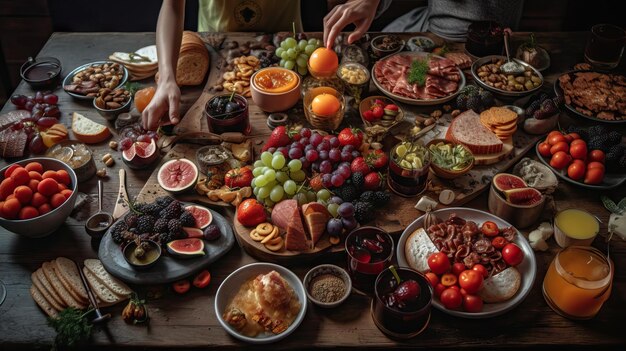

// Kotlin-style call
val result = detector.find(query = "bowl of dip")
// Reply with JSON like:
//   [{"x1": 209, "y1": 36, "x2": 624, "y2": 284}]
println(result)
[
  {"x1": 554, "y1": 209, "x2": 600, "y2": 248},
  {"x1": 250, "y1": 67, "x2": 301, "y2": 113},
  {"x1": 20, "y1": 56, "x2": 62, "y2": 90},
  {"x1": 123, "y1": 240, "x2": 162, "y2": 270}
]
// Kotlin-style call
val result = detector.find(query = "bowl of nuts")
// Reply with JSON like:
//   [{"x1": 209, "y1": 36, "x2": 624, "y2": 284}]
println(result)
[
  {"x1": 471, "y1": 55, "x2": 543, "y2": 98},
  {"x1": 93, "y1": 88, "x2": 132, "y2": 121},
  {"x1": 63, "y1": 61, "x2": 128, "y2": 100}
]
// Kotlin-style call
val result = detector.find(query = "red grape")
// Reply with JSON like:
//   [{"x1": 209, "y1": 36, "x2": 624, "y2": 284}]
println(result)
[
  {"x1": 318, "y1": 150, "x2": 328, "y2": 160},
  {"x1": 24, "y1": 101, "x2": 35, "y2": 111},
  {"x1": 322, "y1": 173, "x2": 332, "y2": 188},
  {"x1": 119, "y1": 137, "x2": 133, "y2": 150},
  {"x1": 288, "y1": 147, "x2": 302, "y2": 159},
  {"x1": 43, "y1": 94, "x2": 58, "y2": 105},
  {"x1": 331, "y1": 174, "x2": 344, "y2": 187},
  {"x1": 37, "y1": 117, "x2": 57, "y2": 128},
  {"x1": 337, "y1": 165, "x2": 351, "y2": 179},
  {"x1": 306, "y1": 149, "x2": 319, "y2": 162},
  {"x1": 44, "y1": 106, "x2": 60, "y2": 118},
  {"x1": 10, "y1": 94, "x2": 28, "y2": 107},
  {"x1": 320, "y1": 160, "x2": 332, "y2": 174},
  {"x1": 310, "y1": 133, "x2": 323, "y2": 147},
  {"x1": 29, "y1": 135, "x2": 46, "y2": 154},
  {"x1": 329, "y1": 137, "x2": 340, "y2": 148},
  {"x1": 300, "y1": 128, "x2": 311, "y2": 138},
  {"x1": 329, "y1": 149, "x2": 341, "y2": 162},
  {"x1": 35, "y1": 91, "x2": 44, "y2": 103}
]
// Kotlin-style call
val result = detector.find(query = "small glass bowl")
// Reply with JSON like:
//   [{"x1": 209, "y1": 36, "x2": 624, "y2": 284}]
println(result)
[
  {"x1": 303, "y1": 86, "x2": 346, "y2": 131},
  {"x1": 337, "y1": 62, "x2": 370, "y2": 106}
]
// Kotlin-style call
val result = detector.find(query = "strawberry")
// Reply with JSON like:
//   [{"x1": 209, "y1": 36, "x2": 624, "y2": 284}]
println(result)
[
  {"x1": 338, "y1": 127, "x2": 363, "y2": 148},
  {"x1": 351, "y1": 157, "x2": 371, "y2": 174},
  {"x1": 362, "y1": 110, "x2": 378, "y2": 122},
  {"x1": 262, "y1": 126, "x2": 291, "y2": 152},
  {"x1": 371, "y1": 105, "x2": 384, "y2": 119},
  {"x1": 366, "y1": 149, "x2": 388, "y2": 170},
  {"x1": 363, "y1": 172, "x2": 384, "y2": 190}
]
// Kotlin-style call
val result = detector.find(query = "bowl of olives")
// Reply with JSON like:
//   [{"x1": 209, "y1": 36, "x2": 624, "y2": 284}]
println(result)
[{"x1": 204, "y1": 93, "x2": 250, "y2": 134}]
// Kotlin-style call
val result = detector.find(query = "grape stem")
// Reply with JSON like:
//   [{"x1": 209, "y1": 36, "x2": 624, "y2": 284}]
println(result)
[
  {"x1": 292, "y1": 22, "x2": 296, "y2": 39},
  {"x1": 228, "y1": 90, "x2": 235, "y2": 102},
  {"x1": 389, "y1": 265, "x2": 402, "y2": 285}
]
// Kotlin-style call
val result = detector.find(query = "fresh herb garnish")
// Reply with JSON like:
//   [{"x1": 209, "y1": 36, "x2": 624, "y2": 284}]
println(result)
[
  {"x1": 123, "y1": 82, "x2": 140, "y2": 95},
  {"x1": 47, "y1": 308, "x2": 94, "y2": 350},
  {"x1": 408, "y1": 58, "x2": 429, "y2": 86}
]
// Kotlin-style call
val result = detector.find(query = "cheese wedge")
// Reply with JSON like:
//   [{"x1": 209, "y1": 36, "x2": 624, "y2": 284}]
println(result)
[{"x1": 72, "y1": 112, "x2": 111, "y2": 144}]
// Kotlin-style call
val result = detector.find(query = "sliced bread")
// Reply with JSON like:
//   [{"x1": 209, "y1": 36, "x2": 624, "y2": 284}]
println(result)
[
  {"x1": 32, "y1": 270, "x2": 64, "y2": 311},
  {"x1": 42, "y1": 261, "x2": 85, "y2": 309},
  {"x1": 34, "y1": 268, "x2": 65, "y2": 309},
  {"x1": 31, "y1": 285, "x2": 58, "y2": 318},
  {"x1": 84, "y1": 259, "x2": 132, "y2": 297},
  {"x1": 83, "y1": 267, "x2": 122, "y2": 305},
  {"x1": 71, "y1": 112, "x2": 111, "y2": 144},
  {"x1": 478, "y1": 266, "x2": 522, "y2": 303},
  {"x1": 404, "y1": 227, "x2": 439, "y2": 273},
  {"x1": 54, "y1": 257, "x2": 88, "y2": 304}
]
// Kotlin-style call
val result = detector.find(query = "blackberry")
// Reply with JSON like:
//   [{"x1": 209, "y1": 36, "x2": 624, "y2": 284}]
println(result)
[
  {"x1": 608, "y1": 131, "x2": 622, "y2": 145},
  {"x1": 372, "y1": 191, "x2": 391, "y2": 206},
  {"x1": 588, "y1": 134, "x2": 611, "y2": 152},
  {"x1": 111, "y1": 221, "x2": 128, "y2": 244},
  {"x1": 155, "y1": 196, "x2": 174, "y2": 208},
  {"x1": 340, "y1": 185, "x2": 358, "y2": 202},
  {"x1": 607, "y1": 144, "x2": 625, "y2": 158},
  {"x1": 168, "y1": 219, "x2": 183, "y2": 236},
  {"x1": 534, "y1": 99, "x2": 558, "y2": 119},
  {"x1": 566, "y1": 125, "x2": 589, "y2": 141},
  {"x1": 466, "y1": 94, "x2": 481, "y2": 112},
  {"x1": 124, "y1": 213, "x2": 138, "y2": 228},
  {"x1": 179, "y1": 211, "x2": 196, "y2": 227},
  {"x1": 136, "y1": 215, "x2": 156, "y2": 234},
  {"x1": 351, "y1": 172, "x2": 364, "y2": 190},
  {"x1": 353, "y1": 201, "x2": 373, "y2": 223},
  {"x1": 360, "y1": 191, "x2": 375, "y2": 203},
  {"x1": 588, "y1": 125, "x2": 608, "y2": 136},
  {"x1": 455, "y1": 94, "x2": 468, "y2": 110},
  {"x1": 140, "y1": 203, "x2": 163, "y2": 216},
  {"x1": 462, "y1": 85, "x2": 478, "y2": 96},
  {"x1": 619, "y1": 155, "x2": 626, "y2": 170},
  {"x1": 159, "y1": 231, "x2": 178, "y2": 245},
  {"x1": 525, "y1": 99, "x2": 541, "y2": 118},
  {"x1": 153, "y1": 218, "x2": 169, "y2": 233},
  {"x1": 478, "y1": 89, "x2": 494, "y2": 108},
  {"x1": 160, "y1": 201, "x2": 183, "y2": 219},
  {"x1": 538, "y1": 92, "x2": 549, "y2": 102}
]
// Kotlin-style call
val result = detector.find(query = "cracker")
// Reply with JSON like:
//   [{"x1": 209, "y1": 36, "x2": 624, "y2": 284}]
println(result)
[{"x1": 480, "y1": 107, "x2": 518, "y2": 126}]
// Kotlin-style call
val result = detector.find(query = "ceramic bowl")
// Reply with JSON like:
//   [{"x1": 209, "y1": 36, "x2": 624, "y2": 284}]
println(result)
[
  {"x1": 303, "y1": 264, "x2": 351, "y2": 308},
  {"x1": 370, "y1": 35, "x2": 405, "y2": 58},
  {"x1": 63, "y1": 61, "x2": 128, "y2": 100},
  {"x1": 122, "y1": 239, "x2": 162, "y2": 270},
  {"x1": 406, "y1": 36, "x2": 435, "y2": 52},
  {"x1": 214, "y1": 262, "x2": 307, "y2": 344},
  {"x1": 250, "y1": 67, "x2": 301, "y2": 113},
  {"x1": 487, "y1": 182, "x2": 545, "y2": 229},
  {"x1": 20, "y1": 56, "x2": 62, "y2": 90},
  {"x1": 425, "y1": 139, "x2": 475, "y2": 180},
  {"x1": 93, "y1": 95, "x2": 132, "y2": 121},
  {"x1": 0, "y1": 158, "x2": 78, "y2": 238}
]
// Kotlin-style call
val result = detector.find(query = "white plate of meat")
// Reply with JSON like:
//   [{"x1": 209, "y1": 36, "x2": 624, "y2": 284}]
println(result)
[
  {"x1": 372, "y1": 52, "x2": 465, "y2": 105},
  {"x1": 397, "y1": 208, "x2": 537, "y2": 318},
  {"x1": 555, "y1": 70, "x2": 626, "y2": 124}
]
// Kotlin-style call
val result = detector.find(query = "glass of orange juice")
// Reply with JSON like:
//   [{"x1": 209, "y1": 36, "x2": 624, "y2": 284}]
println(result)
[{"x1": 543, "y1": 246, "x2": 613, "y2": 320}]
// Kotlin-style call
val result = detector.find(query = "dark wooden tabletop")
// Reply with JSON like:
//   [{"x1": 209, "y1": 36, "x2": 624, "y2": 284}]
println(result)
[{"x1": 0, "y1": 32, "x2": 625, "y2": 350}]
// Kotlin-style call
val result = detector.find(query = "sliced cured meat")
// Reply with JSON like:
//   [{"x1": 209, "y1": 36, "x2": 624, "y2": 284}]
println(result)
[
  {"x1": 428, "y1": 58, "x2": 461, "y2": 82},
  {"x1": 444, "y1": 52, "x2": 473, "y2": 69},
  {"x1": 0, "y1": 110, "x2": 30, "y2": 131},
  {"x1": 301, "y1": 203, "x2": 331, "y2": 247},
  {"x1": 0, "y1": 129, "x2": 27, "y2": 158},
  {"x1": 271, "y1": 199, "x2": 310, "y2": 251},
  {"x1": 271, "y1": 199, "x2": 297, "y2": 230},
  {"x1": 445, "y1": 110, "x2": 503, "y2": 155}
]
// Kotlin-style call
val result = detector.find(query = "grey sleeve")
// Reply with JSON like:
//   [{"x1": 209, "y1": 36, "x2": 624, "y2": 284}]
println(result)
[{"x1": 376, "y1": 0, "x2": 392, "y2": 18}]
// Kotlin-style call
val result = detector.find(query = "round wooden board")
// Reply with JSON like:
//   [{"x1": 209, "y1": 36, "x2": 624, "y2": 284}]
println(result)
[
  {"x1": 473, "y1": 137, "x2": 514, "y2": 165},
  {"x1": 232, "y1": 214, "x2": 344, "y2": 265}
]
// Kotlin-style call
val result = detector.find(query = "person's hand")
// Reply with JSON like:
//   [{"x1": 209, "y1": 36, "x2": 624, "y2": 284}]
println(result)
[
  {"x1": 141, "y1": 78, "x2": 180, "y2": 131},
  {"x1": 323, "y1": 0, "x2": 380, "y2": 49}
]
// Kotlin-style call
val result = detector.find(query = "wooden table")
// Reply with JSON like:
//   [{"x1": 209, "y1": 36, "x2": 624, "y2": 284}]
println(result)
[{"x1": 0, "y1": 32, "x2": 625, "y2": 350}]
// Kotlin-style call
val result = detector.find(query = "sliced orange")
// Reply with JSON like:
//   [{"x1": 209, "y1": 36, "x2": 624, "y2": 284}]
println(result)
[{"x1": 253, "y1": 68, "x2": 298, "y2": 93}]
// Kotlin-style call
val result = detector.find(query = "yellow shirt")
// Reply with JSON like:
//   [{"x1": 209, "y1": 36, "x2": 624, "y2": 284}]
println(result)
[{"x1": 198, "y1": 0, "x2": 303, "y2": 33}]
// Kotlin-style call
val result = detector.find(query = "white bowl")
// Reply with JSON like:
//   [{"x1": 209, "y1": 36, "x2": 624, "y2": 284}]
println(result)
[
  {"x1": 214, "y1": 263, "x2": 307, "y2": 344},
  {"x1": 303, "y1": 264, "x2": 351, "y2": 308}
]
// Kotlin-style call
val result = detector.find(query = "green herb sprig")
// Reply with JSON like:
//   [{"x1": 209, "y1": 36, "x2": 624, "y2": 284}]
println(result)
[
  {"x1": 47, "y1": 308, "x2": 94, "y2": 350},
  {"x1": 408, "y1": 59, "x2": 429, "y2": 86}
]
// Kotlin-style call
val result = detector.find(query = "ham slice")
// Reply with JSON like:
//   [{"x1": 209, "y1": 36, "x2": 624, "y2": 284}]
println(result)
[
  {"x1": 302, "y1": 203, "x2": 331, "y2": 247},
  {"x1": 445, "y1": 110, "x2": 503, "y2": 155},
  {"x1": 271, "y1": 199, "x2": 310, "y2": 251}
]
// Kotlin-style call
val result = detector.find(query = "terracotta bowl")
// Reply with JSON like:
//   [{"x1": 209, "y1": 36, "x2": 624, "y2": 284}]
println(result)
[
  {"x1": 359, "y1": 95, "x2": 404, "y2": 131},
  {"x1": 250, "y1": 67, "x2": 301, "y2": 113},
  {"x1": 487, "y1": 183, "x2": 545, "y2": 229},
  {"x1": 425, "y1": 139, "x2": 474, "y2": 179}
]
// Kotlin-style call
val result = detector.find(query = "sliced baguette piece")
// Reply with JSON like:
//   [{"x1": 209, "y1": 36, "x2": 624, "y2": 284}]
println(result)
[
  {"x1": 71, "y1": 112, "x2": 111, "y2": 144},
  {"x1": 478, "y1": 266, "x2": 522, "y2": 303},
  {"x1": 32, "y1": 270, "x2": 64, "y2": 311},
  {"x1": 54, "y1": 257, "x2": 88, "y2": 304},
  {"x1": 404, "y1": 227, "x2": 439, "y2": 273},
  {"x1": 84, "y1": 259, "x2": 132, "y2": 298},
  {"x1": 31, "y1": 285, "x2": 58, "y2": 318},
  {"x1": 42, "y1": 261, "x2": 85, "y2": 309},
  {"x1": 83, "y1": 267, "x2": 122, "y2": 305},
  {"x1": 34, "y1": 268, "x2": 65, "y2": 309}
]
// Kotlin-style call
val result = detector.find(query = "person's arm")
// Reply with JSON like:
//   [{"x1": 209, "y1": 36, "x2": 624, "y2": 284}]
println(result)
[
  {"x1": 323, "y1": 0, "x2": 388, "y2": 49},
  {"x1": 142, "y1": 0, "x2": 185, "y2": 131}
]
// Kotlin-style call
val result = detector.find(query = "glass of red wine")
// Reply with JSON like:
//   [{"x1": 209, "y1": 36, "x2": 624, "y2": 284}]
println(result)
[
  {"x1": 345, "y1": 226, "x2": 394, "y2": 294},
  {"x1": 584, "y1": 24, "x2": 625, "y2": 70},
  {"x1": 372, "y1": 267, "x2": 432, "y2": 338},
  {"x1": 204, "y1": 94, "x2": 251, "y2": 135}
]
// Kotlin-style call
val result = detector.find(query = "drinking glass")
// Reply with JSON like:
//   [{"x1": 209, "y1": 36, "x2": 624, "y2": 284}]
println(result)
[
  {"x1": 204, "y1": 94, "x2": 251, "y2": 135},
  {"x1": 387, "y1": 143, "x2": 430, "y2": 197},
  {"x1": 345, "y1": 227, "x2": 394, "y2": 294},
  {"x1": 543, "y1": 246, "x2": 613, "y2": 319},
  {"x1": 584, "y1": 24, "x2": 625, "y2": 70},
  {"x1": 0, "y1": 280, "x2": 6, "y2": 306}
]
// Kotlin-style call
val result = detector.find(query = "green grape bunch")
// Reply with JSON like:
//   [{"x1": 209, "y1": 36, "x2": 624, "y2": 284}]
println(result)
[{"x1": 275, "y1": 37, "x2": 322, "y2": 76}]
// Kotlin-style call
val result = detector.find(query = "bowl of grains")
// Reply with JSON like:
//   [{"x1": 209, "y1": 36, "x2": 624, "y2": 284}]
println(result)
[{"x1": 303, "y1": 264, "x2": 352, "y2": 308}]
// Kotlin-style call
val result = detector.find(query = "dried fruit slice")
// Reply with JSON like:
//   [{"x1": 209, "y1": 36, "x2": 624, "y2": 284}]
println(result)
[
  {"x1": 504, "y1": 187, "x2": 543, "y2": 206},
  {"x1": 493, "y1": 173, "x2": 527, "y2": 193},
  {"x1": 157, "y1": 158, "x2": 198, "y2": 194}
]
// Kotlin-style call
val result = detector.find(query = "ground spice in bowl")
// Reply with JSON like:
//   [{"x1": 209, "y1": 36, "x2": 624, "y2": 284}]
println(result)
[{"x1": 309, "y1": 273, "x2": 346, "y2": 303}]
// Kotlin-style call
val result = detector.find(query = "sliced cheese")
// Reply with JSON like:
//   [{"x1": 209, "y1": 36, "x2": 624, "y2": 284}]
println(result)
[
  {"x1": 71, "y1": 112, "x2": 111, "y2": 144},
  {"x1": 404, "y1": 227, "x2": 439, "y2": 273}
]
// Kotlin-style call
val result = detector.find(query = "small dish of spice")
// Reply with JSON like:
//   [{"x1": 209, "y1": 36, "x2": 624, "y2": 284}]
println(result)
[{"x1": 303, "y1": 264, "x2": 351, "y2": 308}]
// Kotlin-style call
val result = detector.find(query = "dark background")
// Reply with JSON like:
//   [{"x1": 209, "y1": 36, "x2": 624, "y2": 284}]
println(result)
[{"x1": 0, "y1": 0, "x2": 622, "y2": 105}]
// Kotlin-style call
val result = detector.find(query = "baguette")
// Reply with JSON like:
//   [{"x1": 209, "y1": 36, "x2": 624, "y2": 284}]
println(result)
[
  {"x1": 42, "y1": 261, "x2": 85, "y2": 309},
  {"x1": 54, "y1": 257, "x2": 88, "y2": 304},
  {"x1": 31, "y1": 285, "x2": 58, "y2": 318},
  {"x1": 84, "y1": 259, "x2": 132, "y2": 297},
  {"x1": 31, "y1": 271, "x2": 64, "y2": 312},
  {"x1": 83, "y1": 267, "x2": 122, "y2": 305},
  {"x1": 34, "y1": 268, "x2": 65, "y2": 309}
]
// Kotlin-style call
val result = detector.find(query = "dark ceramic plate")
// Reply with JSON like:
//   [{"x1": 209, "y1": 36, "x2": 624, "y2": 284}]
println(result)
[
  {"x1": 554, "y1": 70, "x2": 626, "y2": 124},
  {"x1": 535, "y1": 142, "x2": 626, "y2": 190},
  {"x1": 98, "y1": 204, "x2": 235, "y2": 284}
]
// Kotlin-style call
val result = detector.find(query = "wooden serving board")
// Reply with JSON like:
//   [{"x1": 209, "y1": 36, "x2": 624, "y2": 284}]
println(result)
[{"x1": 473, "y1": 138, "x2": 515, "y2": 165}]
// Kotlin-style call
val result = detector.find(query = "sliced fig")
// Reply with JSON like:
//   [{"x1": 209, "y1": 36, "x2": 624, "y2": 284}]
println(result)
[
  {"x1": 182, "y1": 227, "x2": 203, "y2": 238},
  {"x1": 184, "y1": 205, "x2": 213, "y2": 229},
  {"x1": 157, "y1": 158, "x2": 198, "y2": 194},
  {"x1": 166, "y1": 238, "x2": 205, "y2": 258},
  {"x1": 123, "y1": 139, "x2": 158, "y2": 169},
  {"x1": 504, "y1": 187, "x2": 543, "y2": 206},
  {"x1": 493, "y1": 173, "x2": 527, "y2": 193}
]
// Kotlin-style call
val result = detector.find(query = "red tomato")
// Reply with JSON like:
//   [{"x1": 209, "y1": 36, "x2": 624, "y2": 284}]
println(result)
[
  {"x1": 566, "y1": 132, "x2": 581, "y2": 141},
  {"x1": 458, "y1": 270, "x2": 484, "y2": 294},
  {"x1": 491, "y1": 236, "x2": 508, "y2": 249},
  {"x1": 584, "y1": 167, "x2": 604, "y2": 185},
  {"x1": 463, "y1": 294, "x2": 484, "y2": 313},
  {"x1": 481, "y1": 221, "x2": 499, "y2": 237},
  {"x1": 548, "y1": 133, "x2": 566, "y2": 146},
  {"x1": 441, "y1": 273, "x2": 458, "y2": 287},
  {"x1": 569, "y1": 142, "x2": 588, "y2": 160},
  {"x1": 538, "y1": 142, "x2": 552, "y2": 158},
  {"x1": 428, "y1": 252, "x2": 451, "y2": 275},
  {"x1": 588, "y1": 150, "x2": 606, "y2": 164},
  {"x1": 425, "y1": 272, "x2": 439, "y2": 287},
  {"x1": 567, "y1": 160, "x2": 586, "y2": 181},
  {"x1": 587, "y1": 161, "x2": 605, "y2": 172},
  {"x1": 570, "y1": 139, "x2": 585, "y2": 147},
  {"x1": 502, "y1": 243, "x2": 524, "y2": 266},
  {"x1": 550, "y1": 151, "x2": 572, "y2": 170},
  {"x1": 236, "y1": 199, "x2": 266, "y2": 227},
  {"x1": 172, "y1": 279, "x2": 191, "y2": 294},
  {"x1": 192, "y1": 270, "x2": 211, "y2": 289},
  {"x1": 451, "y1": 262, "x2": 466, "y2": 276},
  {"x1": 440, "y1": 287, "x2": 463, "y2": 309},
  {"x1": 546, "y1": 130, "x2": 562, "y2": 141},
  {"x1": 550, "y1": 141, "x2": 569, "y2": 155},
  {"x1": 434, "y1": 283, "x2": 446, "y2": 298},
  {"x1": 224, "y1": 167, "x2": 253, "y2": 188},
  {"x1": 472, "y1": 264, "x2": 489, "y2": 279}
]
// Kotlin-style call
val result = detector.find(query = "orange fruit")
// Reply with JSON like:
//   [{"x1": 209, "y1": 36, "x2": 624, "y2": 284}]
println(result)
[
  {"x1": 29, "y1": 171, "x2": 42, "y2": 181},
  {"x1": 56, "y1": 170, "x2": 71, "y2": 186},
  {"x1": 61, "y1": 189, "x2": 73, "y2": 200},
  {"x1": 253, "y1": 68, "x2": 298, "y2": 93},
  {"x1": 4, "y1": 164, "x2": 20, "y2": 178},
  {"x1": 28, "y1": 179, "x2": 40, "y2": 193},
  {"x1": 3, "y1": 198, "x2": 21, "y2": 219},
  {"x1": 18, "y1": 206, "x2": 39, "y2": 220},
  {"x1": 311, "y1": 93, "x2": 341, "y2": 117},
  {"x1": 0, "y1": 177, "x2": 16, "y2": 200},
  {"x1": 42, "y1": 170, "x2": 58, "y2": 180},
  {"x1": 308, "y1": 48, "x2": 339, "y2": 74},
  {"x1": 135, "y1": 87, "x2": 156, "y2": 113}
]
